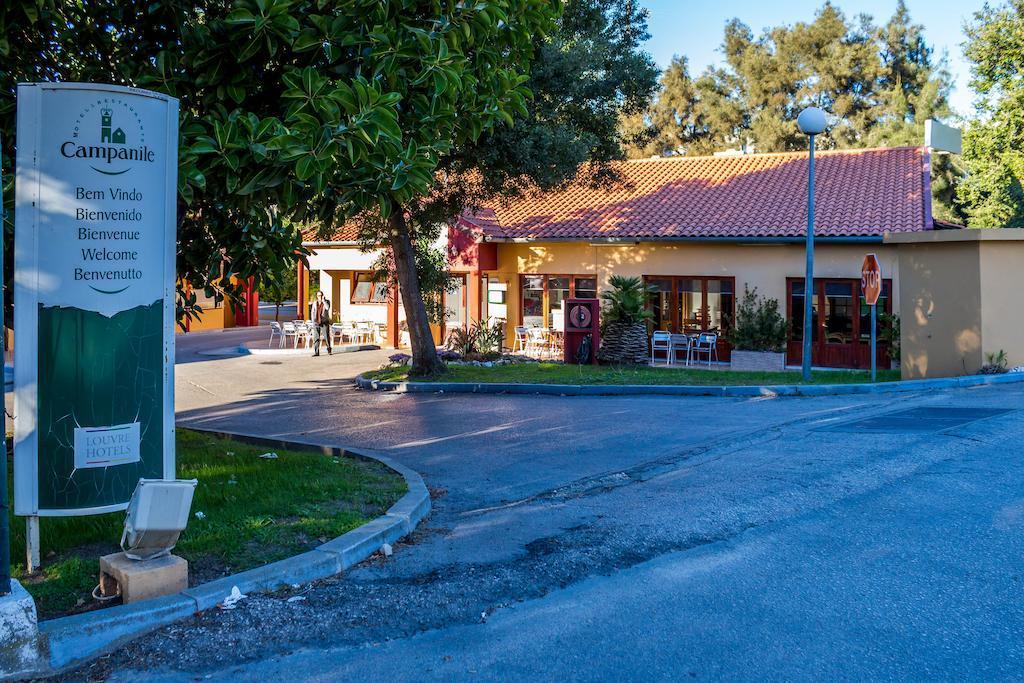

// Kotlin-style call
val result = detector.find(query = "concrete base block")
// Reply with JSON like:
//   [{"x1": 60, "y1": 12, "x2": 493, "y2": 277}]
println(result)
[
  {"x1": 100, "y1": 552, "x2": 188, "y2": 604},
  {"x1": 0, "y1": 579, "x2": 42, "y2": 679}
]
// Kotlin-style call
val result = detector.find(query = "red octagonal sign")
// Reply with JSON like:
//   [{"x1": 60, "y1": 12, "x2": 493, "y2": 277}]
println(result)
[{"x1": 861, "y1": 253, "x2": 882, "y2": 306}]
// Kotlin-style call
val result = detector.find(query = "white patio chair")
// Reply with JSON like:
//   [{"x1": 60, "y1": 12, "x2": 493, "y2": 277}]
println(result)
[
  {"x1": 269, "y1": 321, "x2": 283, "y2": 348},
  {"x1": 292, "y1": 320, "x2": 311, "y2": 348},
  {"x1": 691, "y1": 332, "x2": 718, "y2": 366},
  {"x1": 512, "y1": 326, "x2": 529, "y2": 353},
  {"x1": 355, "y1": 321, "x2": 374, "y2": 344},
  {"x1": 526, "y1": 327, "x2": 549, "y2": 358},
  {"x1": 281, "y1": 322, "x2": 298, "y2": 348},
  {"x1": 670, "y1": 333, "x2": 692, "y2": 366},
  {"x1": 651, "y1": 331, "x2": 672, "y2": 365},
  {"x1": 330, "y1": 323, "x2": 346, "y2": 346}
]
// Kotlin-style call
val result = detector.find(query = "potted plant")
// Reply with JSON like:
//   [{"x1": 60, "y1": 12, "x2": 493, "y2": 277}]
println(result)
[
  {"x1": 597, "y1": 276, "x2": 654, "y2": 365},
  {"x1": 878, "y1": 312, "x2": 901, "y2": 369},
  {"x1": 728, "y1": 286, "x2": 788, "y2": 371}
]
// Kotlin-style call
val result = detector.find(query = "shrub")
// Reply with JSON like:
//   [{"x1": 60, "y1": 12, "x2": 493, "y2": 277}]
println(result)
[
  {"x1": 729, "y1": 286, "x2": 788, "y2": 353},
  {"x1": 878, "y1": 312, "x2": 901, "y2": 361},
  {"x1": 980, "y1": 349, "x2": 1009, "y2": 374},
  {"x1": 445, "y1": 319, "x2": 504, "y2": 358}
]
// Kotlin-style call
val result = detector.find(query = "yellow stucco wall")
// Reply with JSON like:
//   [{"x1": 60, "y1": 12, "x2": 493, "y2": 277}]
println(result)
[
  {"x1": 888, "y1": 229, "x2": 1024, "y2": 378},
  {"x1": 979, "y1": 240, "x2": 1024, "y2": 371},
  {"x1": 895, "y1": 240, "x2": 982, "y2": 378},
  {"x1": 488, "y1": 240, "x2": 900, "y2": 344}
]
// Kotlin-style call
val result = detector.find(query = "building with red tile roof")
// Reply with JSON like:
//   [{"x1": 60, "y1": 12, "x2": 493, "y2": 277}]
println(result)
[
  {"x1": 461, "y1": 146, "x2": 932, "y2": 241},
  {"x1": 301, "y1": 146, "x2": 949, "y2": 369}
]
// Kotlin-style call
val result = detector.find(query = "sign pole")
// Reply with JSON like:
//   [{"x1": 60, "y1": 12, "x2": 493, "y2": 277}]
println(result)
[
  {"x1": 860, "y1": 253, "x2": 882, "y2": 384},
  {"x1": 871, "y1": 302, "x2": 877, "y2": 383},
  {"x1": 0, "y1": 138, "x2": 8, "y2": 595}
]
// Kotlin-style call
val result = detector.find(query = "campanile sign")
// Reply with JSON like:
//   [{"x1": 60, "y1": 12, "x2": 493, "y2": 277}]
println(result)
[{"x1": 14, "y1": 83, "x2": 178, "y2": 515}]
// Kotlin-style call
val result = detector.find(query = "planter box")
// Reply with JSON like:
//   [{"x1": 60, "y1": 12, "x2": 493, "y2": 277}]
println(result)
[{"x1": 730, "y1": 350, "x2": 786, "y2": 372}]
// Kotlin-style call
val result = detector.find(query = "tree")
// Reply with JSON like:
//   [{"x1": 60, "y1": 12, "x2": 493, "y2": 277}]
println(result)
[
  {"x1": 2, "y1": 1, "x2": 563, "y2": 375},
  {"x1": 626, "y1": 2, "x2": 953, "y2": 155},
  {"x1": 1, "y1": 0, "x2": 305, "y2": 326},
  {"x1": 959, "y1": 0, "x2": 1024, "y2": 227},
  {"x1": 623, "y1": 1, "x2": 960, "y2": 217},
  {"x1": 370, "y1": 0, "x2": 657, "y2": 373}
]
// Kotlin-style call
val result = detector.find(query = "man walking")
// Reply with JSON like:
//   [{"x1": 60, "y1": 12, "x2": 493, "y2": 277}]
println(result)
[{"x1": 310, "y1": 290, "x2": 332, "y2": 356}]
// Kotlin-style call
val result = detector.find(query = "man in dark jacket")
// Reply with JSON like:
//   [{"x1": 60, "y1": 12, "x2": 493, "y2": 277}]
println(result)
[{"x1": 310, "y1": 290, "x2": 332, "y2": 356}]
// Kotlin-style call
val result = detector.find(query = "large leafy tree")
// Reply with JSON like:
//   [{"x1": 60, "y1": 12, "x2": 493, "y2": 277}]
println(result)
[
  {"x1": 366, "y1": 0, "x2": 657, "y2": 373},
  {"x1": 0, "y1": 0, "x2": 305, "y2": 323},
  {"x1": 2, "y1": 1, "x2": 562, "y2": 375},
  {"x1": 959, "y1": 0, "x2": 1024, "y2": 227},
  {"x1": 419, "y1": 0, "x2": 658, "y2": 220}
]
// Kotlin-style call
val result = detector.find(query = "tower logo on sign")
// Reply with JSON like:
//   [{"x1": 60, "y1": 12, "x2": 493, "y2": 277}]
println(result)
[{"x1": 60, "y1": 97, "x2": 154, "y2": 175}]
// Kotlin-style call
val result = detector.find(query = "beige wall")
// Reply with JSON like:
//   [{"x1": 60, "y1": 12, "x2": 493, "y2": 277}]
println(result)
[
  {"x1": 980, "y1": 241, "x2": 1024, "y2": 370},
  {"x1": 488, "y1": 240, "x2": 900, "y2": 343},
  {"x1": 888, "y1": 229, "x2": 1024, "y2": 378},
  {"x1": 895, "y1": 240, "x2": 982, "y2": 378}
]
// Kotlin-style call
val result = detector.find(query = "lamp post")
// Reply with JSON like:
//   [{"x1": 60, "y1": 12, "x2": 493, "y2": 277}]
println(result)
[
  {"x1": 797, "y1": 107, "x2": 827, "y2": 382},
  {"x1": 1, "y1": 139, "x2": 8, "y2": 596}
]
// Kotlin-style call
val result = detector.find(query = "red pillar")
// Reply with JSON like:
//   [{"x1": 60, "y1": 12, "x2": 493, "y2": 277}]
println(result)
[
  {"x1": 296, "y1": 259, "x2": 307, "y2": 320},
  {"x1": 387, "y1": 285, "x2": 400, "y2": 349},
  {"x1": 240, "y1": 276, "x2": 258, "y2": 326}
]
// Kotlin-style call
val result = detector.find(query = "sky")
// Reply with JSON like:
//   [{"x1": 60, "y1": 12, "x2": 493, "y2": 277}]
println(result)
[{"x1": 638, "y1": 0, "x2": 987, "y2": 118}]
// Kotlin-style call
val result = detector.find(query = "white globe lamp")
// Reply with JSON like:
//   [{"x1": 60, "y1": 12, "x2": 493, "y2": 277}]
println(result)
[{"x1": 797, "y1": 107, "x2": 827, "y2": 136}]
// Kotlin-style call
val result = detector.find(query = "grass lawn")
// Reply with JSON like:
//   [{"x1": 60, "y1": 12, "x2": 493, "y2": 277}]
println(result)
[
  {"x1": 6, "y1": 429, "x2": 406, "y2": 619},
  {"x1": 367, "y1": 363, "x2": 902, "y2": 386}
]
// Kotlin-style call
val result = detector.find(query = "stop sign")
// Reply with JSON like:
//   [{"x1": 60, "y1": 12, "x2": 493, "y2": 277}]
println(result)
[{"x1": 861, "y1": 254, "x2": 882, "y2": 305}]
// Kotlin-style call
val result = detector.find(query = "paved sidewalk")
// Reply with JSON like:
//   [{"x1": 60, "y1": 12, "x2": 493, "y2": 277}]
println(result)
[{"x1": 64, "y1": 348, "x2": 1024, "y2": 680}]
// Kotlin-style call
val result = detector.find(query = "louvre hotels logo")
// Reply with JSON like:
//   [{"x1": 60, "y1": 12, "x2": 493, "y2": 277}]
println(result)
[{"x1": 60, "y1": 97, "x2": 156, "y2": 175}]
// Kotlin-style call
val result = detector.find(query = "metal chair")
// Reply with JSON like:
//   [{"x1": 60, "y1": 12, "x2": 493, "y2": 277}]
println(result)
[
  {"x1": 526, "y1": 327, "x2": 549, "y2": 358},
  {"x1": 282, "y1": 322, "x2": 299, "y2": 348},
  {"x1": 513, "y1": 326, "x2": 529, "y2": 353},
  {"x1": 269, "y1": 321, "x2": 283, "y2": 348},
  {"x1": 670, "y1": 333, "x2": 692, "y2": 366},
  {"x1": 691, "y1": 332, "x2": 719, "y2": 366},
  {"x1": 651, "y1": 331, "x2": 672, "y2": 365},
  {"x1": 330, "y1": 323, "x2": 346, "y2": 346}
]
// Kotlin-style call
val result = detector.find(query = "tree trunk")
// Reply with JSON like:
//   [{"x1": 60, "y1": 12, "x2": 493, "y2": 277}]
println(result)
[{"x1": 388, "y1": 212, "x2": 443, "y2": 375}]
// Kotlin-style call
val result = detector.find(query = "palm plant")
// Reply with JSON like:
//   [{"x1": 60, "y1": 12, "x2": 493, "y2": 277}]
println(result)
[{"x1": 598, "y1": 276, "x2": 655, "y2": 364}]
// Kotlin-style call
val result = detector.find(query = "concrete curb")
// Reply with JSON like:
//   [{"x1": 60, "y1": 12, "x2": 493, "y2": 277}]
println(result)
[
  {"x1": 30, "y1": 430, "x2": 430, "y2": 677},
  {"x1": 197, "y1": 343, "x2": 380, "y2": 358},
  {"x1": 355, "y1": 370, "x2": 1024, "y2": 398}
]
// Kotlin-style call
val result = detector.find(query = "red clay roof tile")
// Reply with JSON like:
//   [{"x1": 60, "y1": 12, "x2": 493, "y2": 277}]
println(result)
[
  {"x1": 468, "y1": 146, "x2": 930, "y2": 241},
  {"x1": 305, "y1": 146, "x2": 933, "y2": 244}
]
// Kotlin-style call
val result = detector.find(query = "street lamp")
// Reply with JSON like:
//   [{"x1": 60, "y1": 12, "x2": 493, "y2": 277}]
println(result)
[{"x1": 797, "y1": 106, "x2": 827, "y2": 382}]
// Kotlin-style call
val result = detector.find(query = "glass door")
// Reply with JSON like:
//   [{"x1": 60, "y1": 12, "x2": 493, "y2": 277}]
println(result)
[{"x1": 445, "y1": 275, "x2": 468, "y2": 333}]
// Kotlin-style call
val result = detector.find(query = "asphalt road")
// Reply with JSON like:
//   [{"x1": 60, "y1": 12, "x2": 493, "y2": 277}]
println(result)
[{"x1": 74, "y1": 329, "x2": 1024, "y2": 680}]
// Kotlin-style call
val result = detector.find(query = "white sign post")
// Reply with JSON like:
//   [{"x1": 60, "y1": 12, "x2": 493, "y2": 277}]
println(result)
[{"x1": 13, "y1": 83, "x2": 178, "y2": 566}]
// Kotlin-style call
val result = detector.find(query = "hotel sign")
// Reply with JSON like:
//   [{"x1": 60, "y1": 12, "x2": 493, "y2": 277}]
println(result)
[{"x1": 14, "y1": 83, "x2": 178, "y2": 516}]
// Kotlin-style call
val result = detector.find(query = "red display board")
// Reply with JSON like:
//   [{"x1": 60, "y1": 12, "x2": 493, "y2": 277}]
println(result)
[{"x1": 563, "y1": 298, "x2": 600, "y2": 365}]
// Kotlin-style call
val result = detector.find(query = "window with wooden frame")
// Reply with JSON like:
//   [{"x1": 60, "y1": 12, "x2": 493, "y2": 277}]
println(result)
[
  {"x1": 519, "y1": 274, "x2": 599, "y2": 327},
  {"x1": 350, "y1": 272, "x2": 389, "y2": 304},
  {"x1": 643, "y1": 276, "x2": 736, "y2": 334}
]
